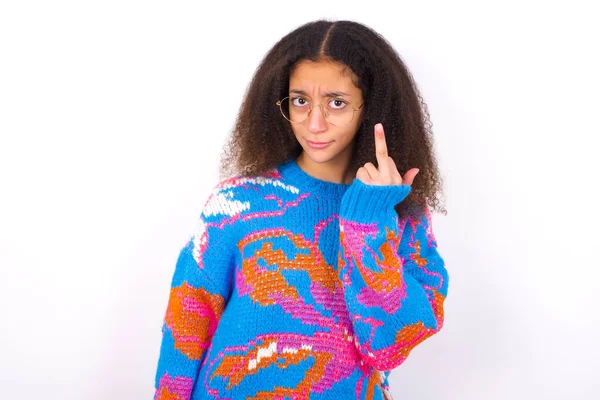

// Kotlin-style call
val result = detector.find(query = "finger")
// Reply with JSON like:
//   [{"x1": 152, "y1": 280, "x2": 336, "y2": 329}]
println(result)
[
  {"x1": 374, "y1": 123, "x2": 391, "y2": 180},
  {"x1": 356, "y1": 167, "x2": 373, "y2": 184},
  {"x1": 402, "y1": 168, "x2": 420, "y2": 186},
  {"x1": 363, "y1": 162, "x2": 379, "y2": 181},
  {"x1": 388, "y1": 157, "x2": 403, "y2": 184}
]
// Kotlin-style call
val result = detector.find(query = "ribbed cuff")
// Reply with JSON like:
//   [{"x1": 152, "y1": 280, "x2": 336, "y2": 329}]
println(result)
[{"x1": 339, "y1": 179, "x2": 412, "y2": 222}]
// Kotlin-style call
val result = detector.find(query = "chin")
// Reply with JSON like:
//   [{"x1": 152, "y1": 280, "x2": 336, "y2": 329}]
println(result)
[{"x1": 303, "y1": 150, "x2": 338, "y2": 164}]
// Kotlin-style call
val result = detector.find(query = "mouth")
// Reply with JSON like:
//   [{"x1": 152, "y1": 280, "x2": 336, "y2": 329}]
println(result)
[{"x1": 306, "y1": 140, "x2": 333, "y2": 149}]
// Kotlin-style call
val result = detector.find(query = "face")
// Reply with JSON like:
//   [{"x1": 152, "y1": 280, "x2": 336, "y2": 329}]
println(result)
[{"x1": 287, "y1": 60, "x2": 364, "y2": 179}]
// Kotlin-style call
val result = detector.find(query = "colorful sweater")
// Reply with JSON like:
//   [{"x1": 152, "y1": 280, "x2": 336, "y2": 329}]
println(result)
[{"x1": 153, "y1": 158, "x2": 449, "y2": 399}]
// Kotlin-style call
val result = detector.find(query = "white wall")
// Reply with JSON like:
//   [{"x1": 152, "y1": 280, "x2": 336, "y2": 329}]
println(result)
[{"x1": 1, "y1": 1, "x2": 598, "y2": 399}]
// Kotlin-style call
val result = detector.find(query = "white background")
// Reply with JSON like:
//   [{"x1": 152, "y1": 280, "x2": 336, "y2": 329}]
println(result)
[{"x1": 1, "y1": 1, "x2": 598, "y2": 399}]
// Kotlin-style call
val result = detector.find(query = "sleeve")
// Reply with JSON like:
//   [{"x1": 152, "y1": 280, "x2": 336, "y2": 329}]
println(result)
[
  {"x1": 337, "y1": 179, "x2": 449, "y2": 372},
  {"x1": 153, "y1": 186, "x2": 238, "y2": 400}
]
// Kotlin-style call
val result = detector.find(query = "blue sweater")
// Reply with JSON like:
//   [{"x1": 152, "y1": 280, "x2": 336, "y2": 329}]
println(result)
[{"x1": 154, "y1": 158, "x2": 449, "y2": 399}]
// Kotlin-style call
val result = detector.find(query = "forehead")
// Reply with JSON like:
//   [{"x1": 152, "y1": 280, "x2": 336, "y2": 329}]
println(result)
[{"x1": 289, "y1": 60, "x2": 360, "y2": 93}]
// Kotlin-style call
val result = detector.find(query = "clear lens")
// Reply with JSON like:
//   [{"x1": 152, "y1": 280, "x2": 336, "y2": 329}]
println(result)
[
  {"x1": 279, "y1": 97, "x2": 308, "y2": 123},
  {"x1": 278, "y1": 97, "x2": 356, "y2": 126},
  {"x1": 327, "y1": 99, "x2": 354, "y2": 126}
]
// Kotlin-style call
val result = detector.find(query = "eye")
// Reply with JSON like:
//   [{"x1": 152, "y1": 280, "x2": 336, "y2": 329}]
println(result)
[
  {"x1": 291, "y1": 96, "x2": 309, "y2": 107},
  {"x1": 329, "y1": 99, "x2": 347, "y2": 109}
]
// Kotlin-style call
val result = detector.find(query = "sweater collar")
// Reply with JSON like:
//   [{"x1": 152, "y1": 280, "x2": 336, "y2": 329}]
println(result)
[{"x1": 277, "y1": 158, "x2": 351, "y2": 198}]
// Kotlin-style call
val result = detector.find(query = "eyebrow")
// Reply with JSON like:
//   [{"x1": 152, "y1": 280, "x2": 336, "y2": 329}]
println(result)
[{"x1": 290, "y1": 89, "x2": 351, "y2": 98}]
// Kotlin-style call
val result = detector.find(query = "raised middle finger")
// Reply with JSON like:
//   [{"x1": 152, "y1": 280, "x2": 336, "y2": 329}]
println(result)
[{"x1": 374, "y1": 123, "x2": 391, "y2": 180}]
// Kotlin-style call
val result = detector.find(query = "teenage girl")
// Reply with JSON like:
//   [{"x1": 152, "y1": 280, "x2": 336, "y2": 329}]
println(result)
[{"x1": 154, "y1": 19, "x2": 449, "y2": 400}]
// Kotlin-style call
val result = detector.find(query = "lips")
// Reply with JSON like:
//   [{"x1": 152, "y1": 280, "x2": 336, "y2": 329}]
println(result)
[{"x1": 306, "y1": 140, "x2": 333, "y2": 149}]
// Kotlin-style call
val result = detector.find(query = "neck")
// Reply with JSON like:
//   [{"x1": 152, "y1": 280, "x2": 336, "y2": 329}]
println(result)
[{"x1": 296, "y1": 152, "x2": 354, "y2": 185}]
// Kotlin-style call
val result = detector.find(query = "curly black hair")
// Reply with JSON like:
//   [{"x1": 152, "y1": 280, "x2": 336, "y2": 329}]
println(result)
[{"x1": 219, "y1": 19, "x2": 446, "y2": 220}]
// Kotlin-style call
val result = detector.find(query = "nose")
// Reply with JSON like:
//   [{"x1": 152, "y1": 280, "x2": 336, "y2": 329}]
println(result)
[{"x1": 307, "y1": 103, "x2": 328, "y2": 133}]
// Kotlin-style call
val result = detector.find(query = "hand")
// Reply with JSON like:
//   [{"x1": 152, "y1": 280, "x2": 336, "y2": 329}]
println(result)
[{"x1": 356, "y1": 123, "x2": 420, "y2": 186}]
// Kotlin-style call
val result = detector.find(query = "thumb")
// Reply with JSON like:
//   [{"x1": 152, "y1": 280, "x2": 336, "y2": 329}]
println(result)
[{"x1": 403, "y1": 168, "x2": 420, "y2": 186}]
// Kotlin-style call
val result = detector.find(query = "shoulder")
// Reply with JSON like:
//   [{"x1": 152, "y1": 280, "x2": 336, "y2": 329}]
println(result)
[
  {"x1": 210, "y1": 166, "x2": 299, "y2": 201},
  {"x1": 199, "y1": 165, "x2": 307, "y2": 229},
  {"x1": 198, "y1": 168, "x2": 275, "y2": 216}
]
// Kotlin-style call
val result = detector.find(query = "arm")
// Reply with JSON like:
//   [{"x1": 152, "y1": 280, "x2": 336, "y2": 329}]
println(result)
[
  {"x1": 338, "y1": 179, "x2": 449, "y2": 372},
  {"x1": 153, "y1": 185, "x2": 238, "y2": 400}
]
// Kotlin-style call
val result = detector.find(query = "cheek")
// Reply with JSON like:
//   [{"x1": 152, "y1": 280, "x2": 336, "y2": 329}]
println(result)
[
  {"x1": 290, "y1": 126, "x2": 301, "y2": 139},
  {"x1": 340, "y1": 126, "x2": 360, "y2": 144},
  {"x1": 343, "y1": 114, "x2": 362, "y2": 140}
]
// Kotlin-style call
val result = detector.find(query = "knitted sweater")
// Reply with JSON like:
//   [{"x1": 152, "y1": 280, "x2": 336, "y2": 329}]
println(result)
[{"x1": 153, "y1": 158, "x2": 449, "y2": 400}]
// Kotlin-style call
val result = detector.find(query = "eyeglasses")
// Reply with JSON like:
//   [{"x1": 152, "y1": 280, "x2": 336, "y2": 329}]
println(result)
[{"x1": 276, "y1": 96, "x2": 364, "y2": 127}]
